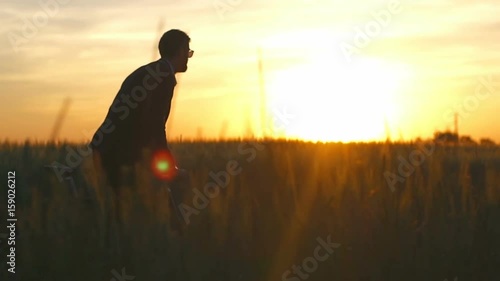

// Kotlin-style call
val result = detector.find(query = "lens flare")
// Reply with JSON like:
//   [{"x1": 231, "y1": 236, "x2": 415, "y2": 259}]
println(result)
[{"x1": 151, "y1": 149, "x2": 177, "y2": 181}]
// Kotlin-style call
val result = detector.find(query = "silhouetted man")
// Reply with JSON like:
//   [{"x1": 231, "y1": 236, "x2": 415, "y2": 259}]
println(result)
[{"x1": 90, "y1": 29, "x2": 192, "y2": 192}]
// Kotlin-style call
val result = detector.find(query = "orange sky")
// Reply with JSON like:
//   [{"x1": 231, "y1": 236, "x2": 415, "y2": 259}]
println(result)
[{"x1": 1, "y1": 0, "x2": 499, "y2": 143}]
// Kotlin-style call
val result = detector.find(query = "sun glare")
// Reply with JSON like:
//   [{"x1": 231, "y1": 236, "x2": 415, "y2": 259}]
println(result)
[{"x1": 266, "y1": 53, "x2": 412, "y2": 142}]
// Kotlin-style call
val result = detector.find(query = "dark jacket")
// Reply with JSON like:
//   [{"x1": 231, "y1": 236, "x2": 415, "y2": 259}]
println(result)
[{"x1": 89, "y1": 58, "x2": 176, "y2": 165}]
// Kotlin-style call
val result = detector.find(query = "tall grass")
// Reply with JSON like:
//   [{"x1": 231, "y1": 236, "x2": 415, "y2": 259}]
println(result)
[{"x1": 0, "y1": 140, "x2": 499, "y2": 281}]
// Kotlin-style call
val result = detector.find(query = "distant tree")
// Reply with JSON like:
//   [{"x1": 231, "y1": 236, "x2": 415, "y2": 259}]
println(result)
[
  {"x1": 434, "y1": 131, "x2": 458, "y2": 144},
  {"x1": 459, "y1": 135, "x2": 476, "y2": 145},
  {"x1": 480, "y1": 138, "x2": 496, "y2": 146}
]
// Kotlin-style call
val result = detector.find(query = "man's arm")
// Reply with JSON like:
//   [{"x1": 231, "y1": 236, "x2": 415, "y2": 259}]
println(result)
[{"x1": 142, "y1": 67, "x2": 176, "y2": 152}]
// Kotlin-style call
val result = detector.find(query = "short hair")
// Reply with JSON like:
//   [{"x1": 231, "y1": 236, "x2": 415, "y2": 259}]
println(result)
[{"x1": 158, "y1": 29, "x2": 190, "y2": 58}]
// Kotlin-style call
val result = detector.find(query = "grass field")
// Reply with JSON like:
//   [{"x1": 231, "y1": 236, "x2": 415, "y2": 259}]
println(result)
[{"x1": 1, "y1": 139, "x2": 499, "y2": 281}]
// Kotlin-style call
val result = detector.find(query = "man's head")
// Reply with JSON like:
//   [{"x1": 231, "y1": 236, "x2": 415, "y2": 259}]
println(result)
[{"x1": 158, "y1": 29, "x2": 193, "y2": 73}]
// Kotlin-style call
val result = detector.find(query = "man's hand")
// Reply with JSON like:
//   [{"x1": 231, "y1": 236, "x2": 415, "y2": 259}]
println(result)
[{"x1": 172, "y1": 166, "x2": 189, "y2": 183}]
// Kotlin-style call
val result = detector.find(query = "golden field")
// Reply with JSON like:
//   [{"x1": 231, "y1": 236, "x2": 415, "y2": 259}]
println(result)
[{"x1": 0, "y1": 140, "x2": 499, "y2": 281}]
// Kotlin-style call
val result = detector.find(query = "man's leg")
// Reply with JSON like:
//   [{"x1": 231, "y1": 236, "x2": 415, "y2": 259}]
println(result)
[
  {"x1": 93, "y1": 150, "x2": 125, "y2": 256},
  {"x1": 169, "y1": 167, "x2": 192, "y2": 232},
  {"x1": 92, "y1": 149, "x2": 121, "y2": 191}
]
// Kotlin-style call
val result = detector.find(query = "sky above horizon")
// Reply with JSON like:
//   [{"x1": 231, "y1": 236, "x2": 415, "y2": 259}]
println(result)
[{"x1": 1, "y1": 0, "x2": 499, "y2": 143}]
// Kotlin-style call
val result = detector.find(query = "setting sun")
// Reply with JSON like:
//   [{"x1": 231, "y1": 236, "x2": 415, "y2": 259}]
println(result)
[{"x1": 266, "y1": 53, "x2": 413, "y2": 142}]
